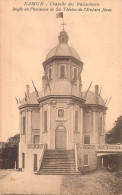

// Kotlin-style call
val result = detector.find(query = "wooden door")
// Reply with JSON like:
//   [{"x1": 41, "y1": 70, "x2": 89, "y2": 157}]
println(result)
[{"x1": 55, "y1": 126, "x2": 67, "y2": 149}]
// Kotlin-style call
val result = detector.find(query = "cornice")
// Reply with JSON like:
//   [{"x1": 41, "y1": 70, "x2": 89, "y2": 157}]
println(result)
[
  {"x1": 19, "y1": 104, "x2": 39, "y2": 110},
  {"x1": 43, "y1": 56, "x2": 83, "y2": 68},
  {"x1": 38, "y1": 95, "x2": 85, "y2": 106},
  {"x1": 83, "y1": 104, "x2": 107, "y2": 112}
]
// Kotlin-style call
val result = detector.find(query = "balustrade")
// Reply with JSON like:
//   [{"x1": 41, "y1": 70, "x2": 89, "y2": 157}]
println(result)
[
  {"x1": 27, "y1": 144, "x2": 47, "y2": 149},
  {"x1": 76, "y1": 143, "x2": 122, "y2": 152}
]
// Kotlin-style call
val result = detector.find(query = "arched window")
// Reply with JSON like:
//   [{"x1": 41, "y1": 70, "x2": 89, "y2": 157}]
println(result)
[
  {"x1": 74, "y1": 68, "x2": 77, "y2": 80},
  {"x1": 60, "y1": 65, "x2": 65, "y2": 78},
  {"x1": 84, "y1": 154, "x2": 88, "y2": 166},
  {"x1": 49, "y1": 68, "x2": 52, "y2": 80}
]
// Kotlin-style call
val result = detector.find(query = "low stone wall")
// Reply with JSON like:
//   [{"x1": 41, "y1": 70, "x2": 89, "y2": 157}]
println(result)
[
  {"x1": 19, "y1": 143, "x2": 45, "y2": 172},
  {"x1": 76, "y1": 144, "x2": 97, "y2": 172}
]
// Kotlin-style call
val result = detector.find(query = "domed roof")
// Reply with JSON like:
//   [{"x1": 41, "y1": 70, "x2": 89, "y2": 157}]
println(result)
[
  {"x1": 82, "y1": 91, "x2": 105, "y2": 106},
  {"x1": 46, "y1": 44, "x2": 80, "y2": 61},
  {"x1": 20, "y1": 91, "x2": 42, "y2": 105},
  {"x1": 46, "y1": 31, "x2": 80, "y2": 61}
]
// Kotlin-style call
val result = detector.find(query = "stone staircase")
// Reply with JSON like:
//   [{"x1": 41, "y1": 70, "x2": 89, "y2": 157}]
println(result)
[{"x1": 37, "y1": 149, "x2": 80, "y2": 175}]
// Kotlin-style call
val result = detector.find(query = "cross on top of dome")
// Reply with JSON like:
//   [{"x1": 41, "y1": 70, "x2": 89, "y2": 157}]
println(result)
[{"x1": 61, "y1": 21, "x2": 66, "y2": 30}]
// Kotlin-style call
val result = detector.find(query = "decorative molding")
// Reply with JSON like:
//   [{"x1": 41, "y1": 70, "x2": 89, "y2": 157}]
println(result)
[
  {"x1": 49, "y1": 101, "x2": 56, "y2": 107},
  {"x1": 32, "y1": 110, "x2": 40, "y2": 113},
  {"x1": 43, "y1": 56, "x2": 83, "y2": 68},
  {"x1": 56, "y1": 119, "x2": 67, "y2": 122},
  {"x1": 38, "y1": 95, "x2": 85, "y2": 107},
  {"x1": 83, "y1": 104, "x2": 107, "y2": 112},
  {"x1": 58, "y1": 109, "x2": 64, "y2": 117},
  {"x1": 19, "y1": 104, "x2": 39, "y2": 112}
]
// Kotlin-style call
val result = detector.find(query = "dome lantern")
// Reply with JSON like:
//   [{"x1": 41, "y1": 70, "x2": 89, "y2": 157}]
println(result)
[{"x1": 58, "y1": 30, "x2": 69, "y2": 44}]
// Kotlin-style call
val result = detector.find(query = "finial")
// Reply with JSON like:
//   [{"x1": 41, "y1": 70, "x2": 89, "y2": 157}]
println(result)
[{"x1": 61, "y1": 20, "x2": 66, "y2": 31}]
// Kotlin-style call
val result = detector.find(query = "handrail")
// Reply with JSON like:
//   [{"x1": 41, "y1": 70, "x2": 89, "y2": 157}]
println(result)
[
  {"x1": 38, "y1": 144, "x2": 47, "y2": 171},
  {"x1": 74, "y1": 143, "x2": 78, "y2": 171}
]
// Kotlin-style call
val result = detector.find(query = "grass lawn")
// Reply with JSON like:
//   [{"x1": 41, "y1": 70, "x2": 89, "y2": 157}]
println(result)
[{"x1": 60, "y1": 169, "x2": 122, "y2": 195}]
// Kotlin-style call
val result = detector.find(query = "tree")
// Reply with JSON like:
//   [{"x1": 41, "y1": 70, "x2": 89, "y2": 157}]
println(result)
[
  {"x1": 106, "y1": 116, "x2": 122, "y2": 144},
  {"x1": 0, "y1": 134, "x2": 20, "y2": 169}
]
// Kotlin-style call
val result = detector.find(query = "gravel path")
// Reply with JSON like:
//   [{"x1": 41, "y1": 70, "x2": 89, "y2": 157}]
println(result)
[{"x1": 0, "y1": 170, "x2": 62, "y2": 194}]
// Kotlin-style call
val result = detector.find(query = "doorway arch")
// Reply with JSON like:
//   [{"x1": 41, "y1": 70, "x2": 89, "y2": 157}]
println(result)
[{"x1": 55, "y1": 126, "x2": 67, "y2": 149}]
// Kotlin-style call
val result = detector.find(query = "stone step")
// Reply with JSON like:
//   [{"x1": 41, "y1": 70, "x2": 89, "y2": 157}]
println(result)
[
  {"x1": 38, "y1": 170, "x2": 79, "y2": 173},
  {"x1": 36, "y1": 172, "x2": 80, "y2": 175},
  {"x1": 40, "y1": 167, "x2": 76, "y2": 170},
  {"x1": 44, "y1": 154, "x2": 75, "y2": 158},
  {"x1": 45, "y1": 151, "x2": 74, "y2": 155},
  {"x1": 41, "y1": 164, "x2": 76, "y2": 167},
  {"x1": 39, "y1": 149, "x2": 77, "y2": 175},
  {"x1": 42, "y1": 158, "x2": 75, "y2": 161},
  {"x1": 42, "y1": 164, "x2": 75, "y2": 167},
  {"x1": 45, "y1": 149, "x2": 74, "y2": 152},
  {"x1": 41, "y1": 161, "x2": 75, "y2": 164},
  {"x1": 44, "y1": 156, "x2": 74, "y2": 160},
  {"x1": 45, "y1": 150, "x2": 74, "y2": 154}
]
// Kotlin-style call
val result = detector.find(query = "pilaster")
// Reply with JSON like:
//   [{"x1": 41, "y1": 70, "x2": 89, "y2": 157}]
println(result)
[
  {"x1": 70, "y1": 103, "x2": 74, "y2": 146},
  {"x1": 80, "y1": 106, "x2": 83, "y2": 143},
  {"x1": 40, "y1": 106, "x2": 43, "y2": 142},
  {"x1": 92, "y1": 111, "x2": 98, "y2": 144},
  {"x1": 48, "y1": 103, "x2": 51, "y2": 149},
  {"x1": 26, "y1": 110, "x2": 32, "y2": 143}
]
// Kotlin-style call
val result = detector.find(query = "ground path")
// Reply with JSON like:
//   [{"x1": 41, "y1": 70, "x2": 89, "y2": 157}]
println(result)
[
  {"x1": 0, "y1": 169, "x2": 121, "y2": 194},
  {"x1": 0, "y1": 170, "x2": 62, "y2": 194}
]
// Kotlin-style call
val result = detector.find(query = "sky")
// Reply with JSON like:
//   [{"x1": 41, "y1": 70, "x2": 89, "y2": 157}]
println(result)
[{"x1": 0, "y1": 0, "x2": 122, "y2": 141}]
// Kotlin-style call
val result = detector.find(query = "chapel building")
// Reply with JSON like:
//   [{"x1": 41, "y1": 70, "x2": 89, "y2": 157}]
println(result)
[{"x1": 18, "y1": 30, "x2": 108, "y2": 173}]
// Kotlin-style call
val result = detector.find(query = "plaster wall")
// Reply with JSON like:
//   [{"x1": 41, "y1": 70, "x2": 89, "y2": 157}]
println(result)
[
  {"x1": 32, "y1": 110, "x2": 40, "y2": 129},
  {"x1": 77, "y1": 148, "x2": 97, "y2": 171},
  {"x1": 19, "y1": 142, "x2": 44, "y2": 172}
]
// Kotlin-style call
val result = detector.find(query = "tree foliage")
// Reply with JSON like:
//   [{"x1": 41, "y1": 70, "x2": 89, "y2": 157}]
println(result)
[
  {"x1": 106, "y1": 116, "x2": 122, "y2": 144},
  {"x1": 0, "y1": 134, "x2": 20, "y2": 169}
]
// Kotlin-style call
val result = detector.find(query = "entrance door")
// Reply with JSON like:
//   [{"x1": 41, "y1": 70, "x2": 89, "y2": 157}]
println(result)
[{"x1": 55, "y1": 126, "x2": 67, "y2": 149}]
